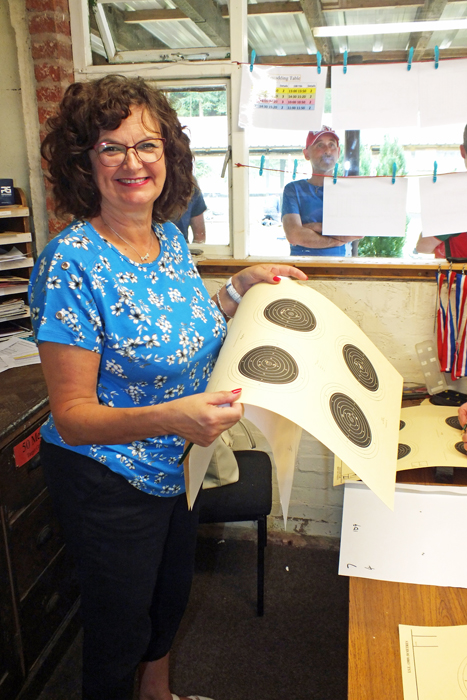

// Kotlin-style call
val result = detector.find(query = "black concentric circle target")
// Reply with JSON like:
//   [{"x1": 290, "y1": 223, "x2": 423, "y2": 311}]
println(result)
[
  {"x1": 343, "y1": 344, "x2": 379, "y2": 392},
  {"x1": 398, "y1": 443, "x2": 411, "y2": 459},
  {"x1": 263, "y1": 299, "x2": 316, "y2": 332},
  {"x1": 238, "y1": 346, "x2": 298, "y2": 384},
  {"x1": 446, "y1": 416, "x2": 462, "y2": 430},
  {"x1": 400, "y1": 420, "x2": 406, "y2": 430},
  {"x1": 329, "y1": 393, "x2": 372, "y2": 448},
  {"x1": 455, "y1": 441, "x2": 467, "y2": 456}
]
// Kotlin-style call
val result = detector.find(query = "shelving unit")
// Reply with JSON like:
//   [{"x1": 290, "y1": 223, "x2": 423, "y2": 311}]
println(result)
[{"x1": 0, "y1": 188, "x2": 34, "y2": 330}]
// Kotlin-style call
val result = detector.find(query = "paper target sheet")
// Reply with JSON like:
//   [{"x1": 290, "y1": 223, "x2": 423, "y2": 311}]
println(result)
[
  {"x1": 187, "y1": 278, "x2": 403, "y2": 516},
  {"x1": 399, "y1": 624, "x2": 467, "y2": 700},
  {"x1": 334, "y1": 403, "x2": 467, "y2": 483}
]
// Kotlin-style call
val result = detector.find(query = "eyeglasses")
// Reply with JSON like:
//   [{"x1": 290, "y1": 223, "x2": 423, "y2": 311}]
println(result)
[{"x1": 93, "y1": 137, "x2": 166, "y2": 167}]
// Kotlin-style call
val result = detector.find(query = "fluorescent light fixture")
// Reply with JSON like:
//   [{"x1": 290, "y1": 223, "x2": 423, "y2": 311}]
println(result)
[{"x1": 313, "y1": 19, "x2": 467, "y2": 37}]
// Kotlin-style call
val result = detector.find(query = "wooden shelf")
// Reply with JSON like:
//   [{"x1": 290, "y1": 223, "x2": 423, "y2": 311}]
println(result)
[
  {"x1": 0, "y1": 189, "x2": 34, "y2": 332},
  {"x1": 0, "y1": 204, "x2": 29, "y2": 218},
  {"x1": 0, "y1": 232, "x2": 32, "y2": 245}
]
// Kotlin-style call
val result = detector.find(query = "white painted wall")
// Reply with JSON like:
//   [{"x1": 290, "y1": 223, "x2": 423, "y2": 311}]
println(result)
[
  {"x1": 203, "y1": 276, "x2": 443, "y2": 539},
  {"x1": 0, "y1": 0, "x2": 29, "y2": 198}
]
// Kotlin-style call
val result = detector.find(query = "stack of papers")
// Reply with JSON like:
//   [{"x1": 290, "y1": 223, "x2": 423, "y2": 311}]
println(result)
[
  {"x1": 0, "y1": 321, "x2": 32, "y2": 341},
  {"x1": 0, "y1": 275, "x2": 28, "y2": 296},
  {"x1": 0, "y1": 246, "x2": 26, "y2": 262},
  {"x1": 0, "y1": 336, "x2": 40, "y2": 372},
  {"x1": 0, "y1": 297, "x2": 26, "y2": 319}
]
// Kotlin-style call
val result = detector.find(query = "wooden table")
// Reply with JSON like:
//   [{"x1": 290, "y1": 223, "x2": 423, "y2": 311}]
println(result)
[{"x1": 348, "y1": 466, "x2": 467, "y2": 700}]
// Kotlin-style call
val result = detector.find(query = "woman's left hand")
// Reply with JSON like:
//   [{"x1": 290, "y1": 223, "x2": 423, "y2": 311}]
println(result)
[{"x1": 231, "y1": 264, "x2": 308, "y2": 297}]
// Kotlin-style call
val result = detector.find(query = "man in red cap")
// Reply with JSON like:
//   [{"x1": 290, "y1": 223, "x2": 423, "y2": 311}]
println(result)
[
  {"x1": 281, "y1": 126, "x2": 362, "y2": 256},
  {"x1": 415, "y1": 124, "x2": 467, "y2": 261}
]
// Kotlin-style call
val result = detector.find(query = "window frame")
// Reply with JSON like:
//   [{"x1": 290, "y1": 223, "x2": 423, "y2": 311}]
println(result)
[{"x1": 69, "y1": 0, "x2": 446, "y2": 279}]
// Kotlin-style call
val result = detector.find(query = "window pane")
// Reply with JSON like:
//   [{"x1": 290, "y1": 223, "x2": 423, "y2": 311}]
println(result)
[
  {"x1": 165, "y1": 86, "x2": 230, "y2": 246},
  {"x1": 90, "y1": 0, "x2": 230, "y2": 63}
]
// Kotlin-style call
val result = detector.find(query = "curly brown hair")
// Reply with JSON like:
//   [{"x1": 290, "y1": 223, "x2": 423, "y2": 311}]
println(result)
[{"x1": 41, "y1": 75, "x2": 195, "y2": 223}]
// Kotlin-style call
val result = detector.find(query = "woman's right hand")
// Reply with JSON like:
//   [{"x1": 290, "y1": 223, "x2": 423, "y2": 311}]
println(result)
[
  {"x1": 459, "y1": 402, "x2": 467, "y2": 446},
  {"x1": 162, "y1": 389, "x2": 243, "y2": 447}
]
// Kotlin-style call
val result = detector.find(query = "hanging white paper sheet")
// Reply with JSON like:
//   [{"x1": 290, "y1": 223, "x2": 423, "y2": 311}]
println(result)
[
  {"x1": 331, "y1": 63, "x2": 420, "y2": 129},
  {"x1": 399, "y1": 624, "x2": 467, "y2": 700},
  {"x1": 419, "y1": 58, "x2": 467, "y2": 127},
  {"x1": 339, "y1": 482, "x2": 467, "y2": 588},
  {"x1": 238, "y1": 64, "x2": 327, "y2": 131},
  {"x1": 323, "y1": 176, "x2": 408, "y2": 237},
  {"x1": 419, "y1": 171, "x2": 467, "y2": 237},
  {"x1": 186, "y1": 278, "x2": 403, "y2": 516}
]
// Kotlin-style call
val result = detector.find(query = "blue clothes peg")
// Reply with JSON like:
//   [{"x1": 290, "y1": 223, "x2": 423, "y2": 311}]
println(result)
[
  {"x1": 250, "y1": 50, "x2": 256, "y2": 72},
  {"x1": 433, "y1": 161, "x2": 438, "y2": 183},
  {"x1": 434, "y1": 45, "x2": 439, "y2": 69},
  {"x1": 292, "y1": 159, "x2": 298, "y2": 181},
  {"x1": 259, "y1": 154, "x2": 265, "y2": 176},
  {"x1": 317, "y1": 51, "x2": 322, "y2": 74},
  {"x1": 343, "y1": 50, "x2": 348, "y2": 74},
  {"x1": 407, "y1": 47, "x2": 414, "y2": 70},
  {"x1": 392, "y1": 162, "x2": 396, "y2": 184},
  {"x1": 333, "y1": 163, "x2": 338, "y2": 184}
]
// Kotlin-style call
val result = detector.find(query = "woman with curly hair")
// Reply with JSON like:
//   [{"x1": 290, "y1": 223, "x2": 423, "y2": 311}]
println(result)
[{"x1": 29, "y1": 75, "x2": 306, "y2": 700}]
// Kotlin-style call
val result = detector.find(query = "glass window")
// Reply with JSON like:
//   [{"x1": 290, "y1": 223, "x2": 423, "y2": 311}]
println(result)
[
  {"x1": 163, "y1": 85, "x2": 230, "y2": 247},
  {"x1": 89, "y1": 0, "x2": 230, "y2": 63}
]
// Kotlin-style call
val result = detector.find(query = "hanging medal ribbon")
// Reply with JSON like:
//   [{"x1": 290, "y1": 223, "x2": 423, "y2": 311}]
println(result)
[
  {"x1": 439, "y1": 268, "x2": 456, "y2": 373},
  {"x1": 436, "y1": 269, "x2": 446, "y2": 366},
  {"x1": 454, "y1": 270, "x2": 467, "y2": 379}
]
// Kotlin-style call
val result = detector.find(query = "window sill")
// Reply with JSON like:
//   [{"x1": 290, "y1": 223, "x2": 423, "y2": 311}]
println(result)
[{"x1": 196, "y1": 257, "x2": 455, "y2": 281}]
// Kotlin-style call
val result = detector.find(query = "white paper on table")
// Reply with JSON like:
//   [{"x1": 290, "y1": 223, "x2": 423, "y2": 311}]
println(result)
[
  {"x1": 331, "y1": 63, "x2": 420, "y2": 129},
  {"x1": 238, "y1": 64, "x2": 327, "y2": 131},
  {"x1": 323, "y1": 176, "x2": 408, "y2": 238},
  {"x1": 0, "y1": 336, "x2": 40, "y2": 368},
  {"x1": 419, "y1": 171, "x2": 467, "y2": 237},
  {"x1": 419, "y1": 58, "x2": 467, "y2": 127},
  {"x1": 399, "y1": 623, "x2": 467, "y2": 700},
  {"x1": 339, "y1": 481, "x2": 467, "y2": 588},
  {"x1": 186, "y1": 278, "x2": 403, "y2": 516}
]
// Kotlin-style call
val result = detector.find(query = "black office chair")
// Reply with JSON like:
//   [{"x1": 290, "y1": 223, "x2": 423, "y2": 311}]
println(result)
[{"x1": 197, "y1": 449, "x2": 273, "y2": 616}]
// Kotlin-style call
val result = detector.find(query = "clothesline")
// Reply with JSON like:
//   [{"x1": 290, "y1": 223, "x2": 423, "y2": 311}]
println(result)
[{"x1": 235, "y1": 162, "x2": 463, "y2": 180}]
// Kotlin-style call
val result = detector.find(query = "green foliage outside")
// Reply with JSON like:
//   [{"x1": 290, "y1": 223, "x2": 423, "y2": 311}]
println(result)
[{"x1": 167, "y1": 90, "x2": 227, "y2": 117}]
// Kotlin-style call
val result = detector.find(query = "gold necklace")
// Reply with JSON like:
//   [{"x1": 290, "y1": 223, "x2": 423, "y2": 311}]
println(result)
[{"x1": 102, "y1": 218, "x2": 154, "y2": 262}]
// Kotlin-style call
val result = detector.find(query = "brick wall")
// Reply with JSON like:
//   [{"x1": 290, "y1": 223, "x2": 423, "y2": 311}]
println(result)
[{"x1": 26, "y1": 0, "x2": 73, "y2": 237}]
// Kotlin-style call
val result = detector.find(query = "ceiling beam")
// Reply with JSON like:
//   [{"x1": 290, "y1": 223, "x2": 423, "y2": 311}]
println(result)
[
  {"x1": 170, "y1": 0, "x2": 230, "y2": 45},
  {"x1": 257, "y1": 45, "x2": 467, "y2": 63},
  {"x1": 298, "y1": 0, "x2": 334, "y2": 63},
  {"x1": 407, "y1": 0, "x2": 448, "y2": 60}
]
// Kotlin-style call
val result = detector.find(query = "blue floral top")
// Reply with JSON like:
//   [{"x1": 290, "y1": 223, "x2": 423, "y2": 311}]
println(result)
[{"x1": 28, "y1": 220, "x2": 227, "y2": 496}]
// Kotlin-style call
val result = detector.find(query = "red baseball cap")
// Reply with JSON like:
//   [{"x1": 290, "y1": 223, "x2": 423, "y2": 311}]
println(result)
[{"x1": 305, "y1": 126, "x2": 339, "y2": 148}]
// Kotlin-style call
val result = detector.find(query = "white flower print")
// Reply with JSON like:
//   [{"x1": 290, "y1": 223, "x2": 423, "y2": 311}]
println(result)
[
  {"x1": 168, "y1": 288, "x2": 185, "y2": 303},
  {"x1": 156, "y1": 315, "x2": 172, "y2": 334},
  {"x1": 129, "y1": 307, "x2": 148, "y2": 324},
  {"x1": 111, "y1": 301, "x2": 124, "y2": 316},
  {"x1": 153, "y1": 375, "x2": 168, "y2": 389},
  {"x1": 143, "y1": 334, "x2": 160, "y2": 348},
  {"x1": 176, "y1": 347, "x2": 189, "y2": 364},
  {"x1": 105, "y1": 358, "x2": 126, "y2": 377},
  {"x1": 69, "y1": 274, "x2": 83, "y2": 290},
  {"x1": 38, "y1": 257, "x2": 47, "y2": 276},
  {"x1": 47, "y1": 275, "x2": 61, "y2": 289},
  {"x1": 179, "y1": 329, "x2": 190, "y2": 347}
]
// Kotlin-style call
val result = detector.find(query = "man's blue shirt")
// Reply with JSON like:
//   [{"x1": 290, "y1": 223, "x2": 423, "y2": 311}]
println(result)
[{"x1": 281, "y1": 179, "x2": 347, "y2": 256}]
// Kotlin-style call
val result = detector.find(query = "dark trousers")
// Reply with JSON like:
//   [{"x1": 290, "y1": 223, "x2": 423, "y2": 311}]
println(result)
[{"x1": 41, "y1": 441, "x2": 200, "y2": 700}]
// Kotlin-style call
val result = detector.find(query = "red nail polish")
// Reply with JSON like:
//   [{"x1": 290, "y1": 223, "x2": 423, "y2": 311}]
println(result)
[
  {"x1": 231, "y1": 388, "x2": 242, "y2": 394},
  {"x1": 273, "y1": 276, "x2": 281, "y2": 282}
]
